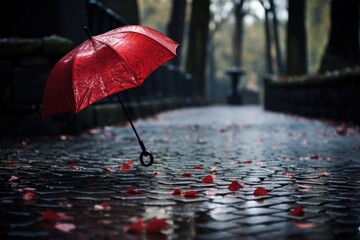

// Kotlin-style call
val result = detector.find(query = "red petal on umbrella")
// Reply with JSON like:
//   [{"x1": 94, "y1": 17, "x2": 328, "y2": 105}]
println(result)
[
  {"x1": 4, "y1": 161, "x2": 16, "y2": 167},
  {"x1": 238, "y1": 159, "x2": 252, "y2": 164},
  {"x1": 55, "y1": 223, "x2": 76, "y2": 232},
  {"x1": 68, "y1": 163, "x2": 78, "y2": 169},
  {"x1": 202, "y1": 175, "x2": 214, "y2": 184},
  {"x1": 39, "y1": 210, "x2": 72, "y2": 222},
  {"x1": 183, "y1": 190, "x2": 200, "y2": 197},
  {"x1": 8, "y1": 176, "x2": 19, "y2": 182},
  {"x1": 228, "y1": 181, "x2": 243, "y2": 191},
  {"x1": 23, "y1": 192, "x2": 36, "y2": 201},
  {"x1": 194, "y1": 166, "x2": 204, "y2": 170},
  {"x1": 145, "y1": 219, "x2": 168, "y2": 232},
  {"x1": 123, "y1": 219, "x2": 145, "y2": 233},
  {"x1": 171, "y1": 189, "x2": 182, "y2": 195},
  {"x1": 253, "y1": 187, "x2": 269, "y2": 196},
  {"x1": 181, "y1": 172, "x2": 193, "y2": 177},
  {"x1": 319, "y1": 172, "x2": 330, "y2": 177},
  {"x1": 290, "y1": 206, "x2": 305, "y2": 217},
  {"x1": 127, "y1": 187, "x2": 143, "y2": 194}
]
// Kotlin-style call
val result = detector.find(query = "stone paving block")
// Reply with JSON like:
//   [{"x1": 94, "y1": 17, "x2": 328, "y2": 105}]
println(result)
[{"x1": 1, "y1": 106, "x2": 360, "y2": 239}]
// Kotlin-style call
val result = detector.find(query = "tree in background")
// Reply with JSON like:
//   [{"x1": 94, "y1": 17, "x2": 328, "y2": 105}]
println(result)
[
  {"x1": 167, "y1": 0, "x2": 187, "y2": 67},
  {"x1": 186, "y1": 0, "x2": 210, "y2": 100},
  {"x1": 319, "y1": 0, "x2": 360, "y2": 73},
  {"x1": 100, "y1": 0, "x2": 139, "y2": 24},
  {"x1": 286, "y1": 0, "x2": 307, "y2": 75}
]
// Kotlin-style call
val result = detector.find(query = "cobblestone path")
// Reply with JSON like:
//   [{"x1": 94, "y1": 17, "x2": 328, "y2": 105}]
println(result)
[{"x1": 1, "y1": 106, "x2": 360, "y2": 240}]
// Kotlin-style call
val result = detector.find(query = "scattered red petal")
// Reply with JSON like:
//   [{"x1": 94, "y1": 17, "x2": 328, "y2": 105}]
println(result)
[
  {"x1": 336, "y1": 124, "x2": 348, "y2": 135},
  {"x1": 253, "y1": 187, "x2": 269, "y2": 196},
  {"x1": 297, "y1": 184, "x2": 311, "y2": 189},
  {"x1": 123, "y1": 219, "x2": 145, "y2": 233},
  {"x1": 127, "y1": 187, "x2": 143, "y2": 194},
  {"x1": 310, "y1": 154, "x2": 319, "y2": 160},
  {"x1": 181, "y1": 172, "x2": 193, "y2": 177},
  {"x1": 290, "y1": 206, "x2": 305, "y2": 217},
  {"x1": 228, "y1": 181, "x2": 243, "y2": 191},
  {"x1": 295, "y1": 222, "x2": 316, "y2": 229},
  {"x1": 8, "y1": 176, "x2": 19, "y2": 182},
  {"x1": 238, "y1": 159, "x2": 252, "y2": 164},
  {"x1": 68, "y1": 163, "x2": 78, "y2": 169},
  {"x1": 319, "y1": 172, "x2": 330, "y2": 177},
  {"x1": 104, "y1": 167, "x2": 116, "y2": 173},
  {"x1": 153, "y1": 171, "x2": 161, "y2": 175},
  {"x1": 4, "y1": 161, "x2": 16, "y2": 167},
  {"x1": 183, "y1": 190, "x2": 200, "y2": 197},
  {"x1": 283, "y1": 171, "x2": 296, "y2": 179},
  {"x1": 171, "y1": 189, "x2": 182, "y2": 195},
  {"x1": 145, "y1": 219, "x2": 168, "y2": 232},
  {"x1": 23, "y1": 192, "x2": 36, "y2": 201},
  {"x1": 209, "y1": 166, "x2": 217, "y2": 174},
  {"x1": 121, "y1": 163, "x2": 131, "y2": 169},
  {"x1": 194, "y1": 166, "x2": 204, "y2": 170},
  {"x1": 39, "y1": 210, "x2": 72, "y2": 222},
  {"x1": 94, "y1": 202, "x2": 111, "y2": 211},
  {"x1": 54, "y1": 223, "x2": 76, "y2": 232},
  {"x1": 202, "y1": 175, "x2": 214, "y2": 184}
]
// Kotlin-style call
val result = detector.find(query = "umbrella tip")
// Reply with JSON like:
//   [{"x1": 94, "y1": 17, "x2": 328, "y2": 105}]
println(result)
[{"x1": 83, "y1": 26, "x2": 93, "y2": 40}]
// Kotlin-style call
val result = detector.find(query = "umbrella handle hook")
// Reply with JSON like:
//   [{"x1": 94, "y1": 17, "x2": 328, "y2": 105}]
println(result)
[{"x1": 139, "y1": 150, "x2": 154, "y2": 167}]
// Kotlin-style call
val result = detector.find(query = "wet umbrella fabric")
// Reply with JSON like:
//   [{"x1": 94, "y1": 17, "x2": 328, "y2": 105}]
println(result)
[{"x1": 42, "y1": 25, "x2": 179, "y2": 166}]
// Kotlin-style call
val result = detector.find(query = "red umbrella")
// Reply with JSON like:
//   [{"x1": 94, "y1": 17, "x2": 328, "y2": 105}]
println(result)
[{"x1": 43, "y1": 25, "x2": 179, "y2": 166}]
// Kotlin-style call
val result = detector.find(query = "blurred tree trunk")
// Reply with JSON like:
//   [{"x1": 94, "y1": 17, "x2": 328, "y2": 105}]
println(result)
[
  {"x1": 167, "y1": 0, "x2": 187, "y2": 67},
  {"x1": 186, "y1": 0, "x2": 210, "y2": 99},
  {"x1": 100, "y1": 0, "x2": 139, "y2": 24},
  {"x1": 286, "y1": 0, "x2": 307, "y2": 75},
  {"x1": 259, "y1": 0, "x2": 273, "y2": 74},
  {"x1": 269, "y1": 0, "x2": 284, "y2": 75},
  {"x1": 232, "y1": 0, "x2": 246, "y2": 67},
  {"x1": 319, "y1": 0, "x2": 360, "y2": 72}
]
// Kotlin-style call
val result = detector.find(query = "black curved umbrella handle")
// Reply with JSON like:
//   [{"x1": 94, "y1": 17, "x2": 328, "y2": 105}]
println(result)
[{"x1": 139, "y1": 150, "x2": 154, "y2": 167}]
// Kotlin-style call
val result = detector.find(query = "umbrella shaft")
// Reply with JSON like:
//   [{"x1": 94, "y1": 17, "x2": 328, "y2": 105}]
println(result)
[{"x1": 116, "y1": 94, "x2": 146, "y2": 152}]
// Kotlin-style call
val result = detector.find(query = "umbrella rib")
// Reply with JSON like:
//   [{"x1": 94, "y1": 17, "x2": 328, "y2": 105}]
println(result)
[{"x1": 93, "y1": 37, "x2": 139, "y2": 87}]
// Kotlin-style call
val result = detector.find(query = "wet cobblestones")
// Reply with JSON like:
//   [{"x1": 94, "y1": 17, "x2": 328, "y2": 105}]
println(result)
[{"x1": 1, "y1": 106, "x2": 360, "y2": 239}]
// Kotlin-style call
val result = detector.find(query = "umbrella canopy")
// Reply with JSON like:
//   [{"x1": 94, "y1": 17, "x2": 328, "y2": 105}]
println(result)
[{"x1": 42, "y1": 25, "x2": 179, "y2": 118}]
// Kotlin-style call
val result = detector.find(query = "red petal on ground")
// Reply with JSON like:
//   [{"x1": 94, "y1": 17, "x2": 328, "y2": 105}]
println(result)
[
  {"x1": 103, "y1": 167, "x2": 116, "y2": 173},
  {"x1": 295, "y1": 222, "x2": 316, "y2": 229},
  {"x1": 253, "y1": 187, "x2": 269, "y2": 196},
  {"x1": 238, "y1": 159, "x2": 252, "y2": 164},
  {"x1": 123, "y1": 219, "x2": 145, "y2": 233},
  {"x1": 125, "y1": 160, "x2": 135, "y2": 166},
  {"x1": 23, "y1": 192, "x2": 36, "y2": 201},
  {"x1": 319, "y1": 172, "x2": 330, "y2": 177},
  {"x1": 290, "y1": 206, "x2": 305, "y2": 216},
  {"x1": 228, "y1": 181, "x2": 243, "y2": 191},
  {"x1": 4, "y1": 161, "x2": 16, "y2": 167},
  {"x1": 297, "y1": 184, "x2": 311, "y2": 189},
  {"x1": 8, "y1": 176, "x2": 19, "y2": 182},
  {"x1": 202, "y1": 175, "x2": 214, "y2": 184},
  {"x1": 153, "y1": 171, "x2": 161, "y2": 175},
  {"x1": 181, "y1": 172, "x2": 193, "y2": 177},
  {"x1": 209, "y1": 166, "x2": 217, "y2": 174},
  {"x1": 194, "y1": 166, "x2": 204, "y2": 170},
  {"x1": 121, "y1": 162, "x2": 131, "y2": 169},
  {"x1": 39, "y1": 210, "x2": 72, "y2": 222},
  {"x1": 145, "y1": 219, "x2": 168, "y2": 232},
  {"x1": 94, "y1": 202, "x2": 111, "y2": 211},
  {"x1": 54, "y1": 223, "x2": 76, "y2": 232},
  {"x1": 183, "y1": 190, "x2": 200, "y2": 197},
  {"x1": 68, "y1": 163, "x2": 78, "y2": 169},
  {"x1": 283, "y1": 171, "x2": 296, "y2": 179},
  {"x1": 171, "y1": 189, "x2": 182, "y2": 195},
  {"x1": 310, "y1": 154, "x2": 319, "y2": 159},
  {"x1": 127, "y1": 187, "x2": 143, "y2": 194}
]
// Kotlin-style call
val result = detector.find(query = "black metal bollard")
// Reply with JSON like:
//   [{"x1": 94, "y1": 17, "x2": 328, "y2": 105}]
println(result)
[{"x1": 226, "y1": 66, "x2": 245, "y2": 105}]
